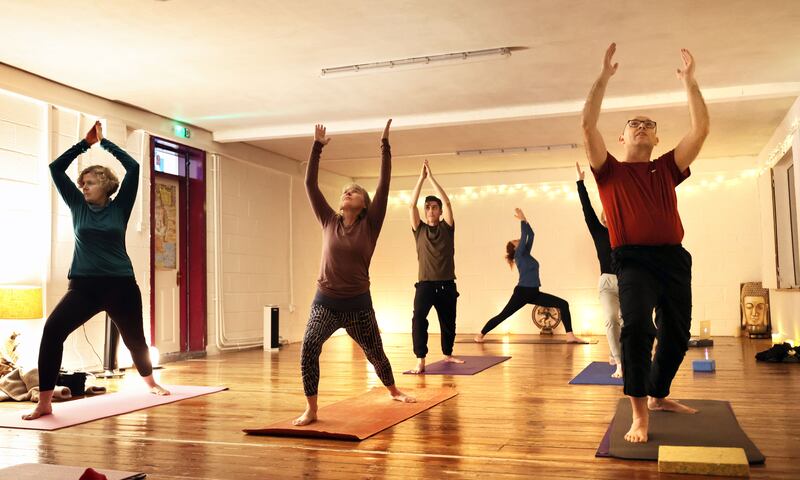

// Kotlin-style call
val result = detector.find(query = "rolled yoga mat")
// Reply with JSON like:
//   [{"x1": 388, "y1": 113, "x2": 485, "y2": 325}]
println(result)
[
  {"x1": 0, "y1": 385, "x2": 227, "y2": 431},
  {"x1": 595, "y1": 398, "x2": 765, "y2": 464},
  {"x1": 403, "y1": 355, "x2": 511, "y2": 375},
  {"x1": 0, "y1": 463, "x2": 145, "y2": 480},
  {"x1": 244, "y1": 386, "x2": 457, "y2": 441},
  {"x1": 569, "y1": 362, "x2": 624, "y2": 386}
]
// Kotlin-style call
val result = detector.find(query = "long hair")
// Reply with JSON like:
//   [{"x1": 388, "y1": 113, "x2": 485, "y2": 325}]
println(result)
[
  {"x1": 339, "y1": 183, "x2": 371, "y2": 220},
  {"x1": 505, "y1": 241, "x2": 516, "y2": 269},
  {"x1": 78, "y1": 165, "x2": 120, "y2": 197}
]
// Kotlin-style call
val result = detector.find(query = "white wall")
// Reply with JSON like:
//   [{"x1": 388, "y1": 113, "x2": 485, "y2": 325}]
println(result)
[
  {"x1": 359, "y1": 155, "x2": 762, "y2": 338},
  {"x1": 755, "y1": 96, "x2": 800, "y2": 344}
]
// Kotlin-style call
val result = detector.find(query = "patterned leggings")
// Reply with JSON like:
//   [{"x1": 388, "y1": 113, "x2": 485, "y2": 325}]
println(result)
[{"x1": 300, "y1": 303, "x2": 396, "y2": 397}]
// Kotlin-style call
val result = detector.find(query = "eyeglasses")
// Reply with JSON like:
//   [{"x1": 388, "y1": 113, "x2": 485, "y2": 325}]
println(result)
[{"x1": 626, "y1": 119, "x2": 657, "y2": 130}]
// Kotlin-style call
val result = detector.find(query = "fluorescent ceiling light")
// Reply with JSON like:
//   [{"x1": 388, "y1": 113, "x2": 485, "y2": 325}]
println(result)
[
  {"x1": 321, "y1": 47, "x2": 515, "y2": 77},
  {"x1": 456, "y1": 144, "x2": 578, "y2": 156}
]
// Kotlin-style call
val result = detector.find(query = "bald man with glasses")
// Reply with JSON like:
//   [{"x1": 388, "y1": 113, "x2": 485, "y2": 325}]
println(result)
[{"x1": 581, "y1": 43, "x2": 710, "y2": 443}]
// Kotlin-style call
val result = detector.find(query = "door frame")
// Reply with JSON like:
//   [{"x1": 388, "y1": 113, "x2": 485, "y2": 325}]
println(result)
[{"x1": 149, "y1": 136, "x2": 207, "y2": 353}]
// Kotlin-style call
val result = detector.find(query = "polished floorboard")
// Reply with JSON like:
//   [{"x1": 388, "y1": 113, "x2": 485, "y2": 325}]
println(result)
[{"x1": 0, "y1": 334, "x2": 796, "y2": 479}]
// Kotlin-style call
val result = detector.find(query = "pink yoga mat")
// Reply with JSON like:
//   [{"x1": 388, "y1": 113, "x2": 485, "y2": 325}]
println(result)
[
  {"x1": 0, "y1": 463, "x2": 145, "y2": 480},
  {"x1": 0, "y1": 385, "x2": 227, "y2": 431}
]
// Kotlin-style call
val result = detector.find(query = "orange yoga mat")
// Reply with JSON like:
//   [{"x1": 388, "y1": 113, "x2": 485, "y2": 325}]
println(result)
[{"x1": 244, "y1": 386, "x2": 457, "y2": 440}]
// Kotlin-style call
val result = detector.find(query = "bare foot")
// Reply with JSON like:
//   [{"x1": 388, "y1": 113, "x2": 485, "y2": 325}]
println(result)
[
  {"x1": 292, "y1": 409, "x2": 317, "y2": 426},
  {"x1": 150, "y1": 384, "x2": 171, "y2": 396},
  {"x1": 473, "y1": 334, "x2": 485, "y2": 343},
  {"x1": 391, "y1": 391, "x2": 416, "y2": 403},
  {"x1": 566, "y1": 333, "x2": 589, "y2": 344},
  {"x1": 648, "y1": 397, "x2": 698, "y2": 414},
  {"x1": 443, "y1": 356, "x2": 464, "y2": 364},
  {"x1": 624, "y1": 416, "x2": 649, "y2": 443},
  {"x1": 611, "y1": 364, "x2": 623, "y2": 379},
  {"x1": 22, "y1": 405, "x2": 52, "y2": 421},
  {"x1": 409, "y1": 358, "x2": 426, "y2": 374}
]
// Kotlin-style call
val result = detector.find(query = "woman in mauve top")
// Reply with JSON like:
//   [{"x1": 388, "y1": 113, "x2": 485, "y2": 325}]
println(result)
[
  {"x1": 23, "y1": 121, "x2": 168, "y2": 421},
  {"x1": 294, "y1": 120, "x2": 415, "y2": 427}
]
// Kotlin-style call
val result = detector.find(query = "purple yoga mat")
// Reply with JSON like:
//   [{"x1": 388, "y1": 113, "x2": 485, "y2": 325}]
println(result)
[
  {"x1": 569, "y1": 362, "x2": 624, "y2": 386},
  {"x1": 403, "y1": 355, "x2": 511, "y2": 375}
]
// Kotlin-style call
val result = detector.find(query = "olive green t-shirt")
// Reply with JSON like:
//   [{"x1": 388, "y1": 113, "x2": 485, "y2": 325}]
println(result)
[{"x1": 414, "y1": 220, "x2": 455, "y2": 282}]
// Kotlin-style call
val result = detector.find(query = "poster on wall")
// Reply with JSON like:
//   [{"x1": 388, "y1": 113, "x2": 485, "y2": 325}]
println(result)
[{"x1": 155, "y1": 183, "x2": 177, "y2": 269}]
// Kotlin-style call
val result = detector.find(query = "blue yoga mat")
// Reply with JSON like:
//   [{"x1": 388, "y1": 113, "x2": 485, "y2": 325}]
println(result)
[{"x1": 569, "y1": 362, "x2": 623, "y2": 386}]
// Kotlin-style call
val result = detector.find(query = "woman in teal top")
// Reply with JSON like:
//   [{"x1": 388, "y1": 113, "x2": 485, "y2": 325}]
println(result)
[{"x1": 23, "y1": 121, "x2": 169, "y2": 421}]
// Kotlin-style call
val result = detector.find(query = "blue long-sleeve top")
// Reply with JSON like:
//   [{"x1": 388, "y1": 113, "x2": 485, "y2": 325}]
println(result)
[
  {"x1": 50, "y1": 138, "x2": 139, "y2": 278},
  {"x1": 576, "y1": 180, "x2": 613, "y2": 274},
  {"x1": 515, "y1": 221, "x2": 541, "y2": 288}
]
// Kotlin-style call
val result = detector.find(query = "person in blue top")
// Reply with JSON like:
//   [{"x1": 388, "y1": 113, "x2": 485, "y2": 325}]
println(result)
[
  {"x1": 23, "y1": 121, "x2": 169, "y2": 421},
  {"x1": 475, "y1": 208, "x2": 587, "y2": 343}
]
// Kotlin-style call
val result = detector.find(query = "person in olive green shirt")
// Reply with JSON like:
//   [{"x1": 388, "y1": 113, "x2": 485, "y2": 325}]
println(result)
[
  {"x1": 408, "y1": 160, "x2": 463, "y2": 374},
  {"x1": 23, "y1": 121, "x2": 168, "y2": 421}
]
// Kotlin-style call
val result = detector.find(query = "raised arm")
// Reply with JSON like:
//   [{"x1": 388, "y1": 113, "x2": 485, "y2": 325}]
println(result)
[
  {"x1": 49, "y1": 121, "x2": 100, "y2": 208},
  {"x1": 304, "y1": 124, "x2": 335, "y2": 224},
  {"x1": 368, "y1": 119, "x2": 393, "y2": 229},
  {"x1": 575, "y1": 162, "x2": 603, "y2": 231},
  {"x1": 424, "y1": 160, "x2": 453, "y2": 225},
  {"x1": 95, "y1": 124, "x2": 139, "y2": 219},
  {"x1": 409, "y1": 161, "x2": 426, "y2": 230},
  {"x1": 514, "y1": 208, "x2": 534, "y2": 254},
  {"x1": 581, "y1": 43, "x2": 618, "y2": 171},
  {"x1": 673, "y1": 49, "x2": 710, "y2": 172}
]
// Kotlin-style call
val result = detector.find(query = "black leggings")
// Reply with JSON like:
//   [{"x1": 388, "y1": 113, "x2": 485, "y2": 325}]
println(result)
[
  {"x1": 38, "y1": 277, "x2": 153, "y2": 391},
  {"x1": 412, "y1": 281, "x2": 459, "y2": 358},
  {"x1": 481, "y1": 286, "x2": 573, "y2": 335}
]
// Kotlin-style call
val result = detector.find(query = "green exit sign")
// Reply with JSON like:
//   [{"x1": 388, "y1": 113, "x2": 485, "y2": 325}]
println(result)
[{"x1": 173, "y1": 125, "x2": 191, "y2": 139}]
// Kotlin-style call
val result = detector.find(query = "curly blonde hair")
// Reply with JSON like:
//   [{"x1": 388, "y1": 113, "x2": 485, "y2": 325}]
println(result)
[{"x1": 77, "y1": 165, "x2": 120, "y2": 197}]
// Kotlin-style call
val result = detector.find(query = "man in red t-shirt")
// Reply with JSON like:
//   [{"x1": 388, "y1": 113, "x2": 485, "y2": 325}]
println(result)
[{"x1": 581, "y1": 43, "x2": 710, "y2": 443}]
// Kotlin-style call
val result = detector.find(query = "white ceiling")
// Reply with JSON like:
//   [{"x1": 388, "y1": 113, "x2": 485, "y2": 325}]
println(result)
[{"x1": 2, "y1": 0, "x2": 799, "y2": 177}]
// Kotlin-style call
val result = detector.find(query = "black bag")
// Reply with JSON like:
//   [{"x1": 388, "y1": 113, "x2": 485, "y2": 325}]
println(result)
[{"x1": 57, "y1": 371, "x2": 88, "y2": 395}]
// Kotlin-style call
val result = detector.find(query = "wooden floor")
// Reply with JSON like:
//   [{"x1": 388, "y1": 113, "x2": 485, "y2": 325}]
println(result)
[{"x1": 0, "y1": 334, "x2": 797, "y2": 479}]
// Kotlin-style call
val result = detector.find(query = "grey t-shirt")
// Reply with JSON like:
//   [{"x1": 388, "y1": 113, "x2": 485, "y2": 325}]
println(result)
[{"x1": 414, "y1": 220, "x2": 456, "y2": 282}]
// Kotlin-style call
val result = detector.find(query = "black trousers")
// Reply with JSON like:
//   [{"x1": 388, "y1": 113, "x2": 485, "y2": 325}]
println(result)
[
  {"x1": 411, "y1": 280, "x2": 459, "y2": 358},
  {"x1": 38, "y1": 277, "x2": 153, "y2": 391},
  {"x1": 481, "y1": 286, "x2": 573, "y2": 335},
  {"x1": 613, "y1": 245, "x2": 692, "y2": 398}
]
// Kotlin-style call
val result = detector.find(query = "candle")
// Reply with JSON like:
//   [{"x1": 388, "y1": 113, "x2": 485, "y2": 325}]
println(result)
[{"x1": 772, "y1": 333, "x2": 784, "y2": 344}]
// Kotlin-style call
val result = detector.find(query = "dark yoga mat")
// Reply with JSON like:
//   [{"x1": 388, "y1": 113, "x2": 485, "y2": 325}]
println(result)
[
  {"x1": 455, "y1": 337, "x2": 598, "y2": 344},
  {"x1": 403, "y1": 355, "x2": 511, "y2": 375},
  {"x1": 595, "y1": 398, "x2": 765, "y2": 464},
  {"x1": 569, "y1": 362, "x2": 623, "y2": 386}
]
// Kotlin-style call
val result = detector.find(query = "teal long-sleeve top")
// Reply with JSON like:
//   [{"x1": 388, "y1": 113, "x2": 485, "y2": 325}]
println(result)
[
  {"x1": 50, "y1": 138, "x2": 139, "y2": 278},
  {"x1": 515, "y1": 221, "x2": 541, "y2": 288}
]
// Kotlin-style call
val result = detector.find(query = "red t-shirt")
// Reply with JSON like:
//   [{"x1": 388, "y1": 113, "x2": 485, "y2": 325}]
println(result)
[{"x1": 591, "y1": 150, "x2": 690, "y2": 248}]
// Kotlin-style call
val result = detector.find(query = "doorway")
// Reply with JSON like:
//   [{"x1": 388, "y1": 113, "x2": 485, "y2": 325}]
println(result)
[{"x1": 150, "y1": 137, "x2": 207, "y2": 357}]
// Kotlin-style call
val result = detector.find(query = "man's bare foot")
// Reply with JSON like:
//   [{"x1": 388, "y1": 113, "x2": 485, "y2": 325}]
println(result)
[
  {"x1": 565, "y1": 332, "x2": 589, "y2": 344},
  {"x1": 409, "y1": 358, "x2": 425, "y2": 374},
  {"x1": 443, "y1": 356, "x2": 464, "y2": 364},
  {"x1": 473, "y1": 334, "x2": 485, "y2": 343},
  {"x1": 624, "y1": 416, "x2": 649, "y2": 443},
  {"x1": 292, "y1": 409, "x2": 317, "y2": 426},
  {"x1": 611, "y1": 364, "x2": 623, "y2": 379},
  {"x1": 21, "y1": 404, "x2": 52, "y2": 421},
  {"x1": 150, "y1": 384, "x2": 171, "y2": 396},
  {"x1": 648, "y1": 397, "x2": 698, "y2": 414}
]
